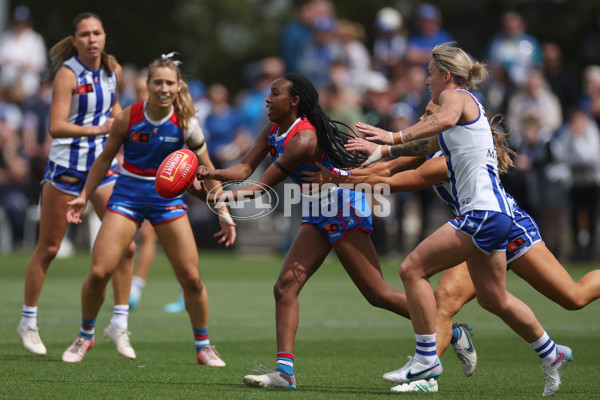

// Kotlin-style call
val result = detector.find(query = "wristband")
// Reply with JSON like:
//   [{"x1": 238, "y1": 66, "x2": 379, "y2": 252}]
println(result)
[
  {"x1": 218, "y1": 212, "x2": 235, "y2": 225},
  {"x1": 365, "y1": 145, "x2": 383, "y2": 165},
  {"x1": 387, "y1": 130, "x2": 394, "y2": 144}
]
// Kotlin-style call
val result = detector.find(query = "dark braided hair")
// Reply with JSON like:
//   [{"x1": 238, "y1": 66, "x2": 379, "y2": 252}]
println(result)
[{"x1": 283, "y1": 73, "x2": 367, "y2": 169}]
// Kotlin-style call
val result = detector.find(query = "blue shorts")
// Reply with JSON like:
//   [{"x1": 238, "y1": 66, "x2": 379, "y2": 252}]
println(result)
[
  {"x1": 448, "y1": 210, "x2": 512, "y2": 254},
  {"x1": 506, "y1": 204, "x2": 542, "y2": 263},
  {"x1": 301, "y1": 188, "x2": 372, "y2": 245},
  {"x1": 107, "y1": 174, "x2": 188, "y2": 225},
  {"x1": 42, "y1": 160, "x2": 118, "y2": 196}
]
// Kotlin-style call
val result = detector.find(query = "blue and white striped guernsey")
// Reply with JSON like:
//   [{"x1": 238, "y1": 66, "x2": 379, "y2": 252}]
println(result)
[
  {"x1": 437, "y1": 89, "x2": 513, "y2": 217},
  {"x1": 48, "y1": 55, "x2": 118, "y2": 171}
]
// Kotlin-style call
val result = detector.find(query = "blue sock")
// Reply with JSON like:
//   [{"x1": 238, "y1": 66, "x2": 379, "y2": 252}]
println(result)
[
  {"x1": 276, "y1": 352, "x2": 294, "y2": 376},
  {"x1": 194, "y1": 327, "x2": 209, "y2": 352},
  {"x1": 450, "y1": 325, "x2": 461, "y2": 345},
  {"x1": 79, "y1": 317, "x2": 96, "y2": 340}
]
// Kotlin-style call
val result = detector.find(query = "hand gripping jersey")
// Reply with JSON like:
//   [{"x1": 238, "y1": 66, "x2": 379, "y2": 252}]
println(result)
[
  {"x1": 438, "y1": 89, "x2": 512, "y2": 218},
  {"x1": 48, "y1": 55, "x2": 118, "y2": 171}
]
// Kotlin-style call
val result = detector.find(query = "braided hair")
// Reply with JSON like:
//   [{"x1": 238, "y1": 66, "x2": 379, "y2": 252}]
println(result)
[{"x1": 283, "y1": 73, "x2": 367, "y2": 169}]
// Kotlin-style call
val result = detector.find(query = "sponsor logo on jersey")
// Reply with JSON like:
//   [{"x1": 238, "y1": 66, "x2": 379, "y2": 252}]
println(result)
[
  {"x1": 130, "y1": 132, "x2": 150, "y2": 143},
  {"x1": 76, "y1": 83, "x2": 94, "y2": 95},
  {"x1": 507, "y1": 236, "x2": 526, "y2": 251},
  {"x1": 57, "y1": 174, "x2": 80, "y2": 185}
]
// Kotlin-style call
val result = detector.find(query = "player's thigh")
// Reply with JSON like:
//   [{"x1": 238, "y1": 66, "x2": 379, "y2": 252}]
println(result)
[
  {"x1": 90, "y1": 211, "x2": 139, "y2": 273},
  {"x1": 510, "y1": 242, "x2": 576, "y2": 299},
  {"x1": 89, "y1": 183, "x2": 115, "y2": 219},
  {"x1": 404, "y1": 223, "x2": 477, "y2": 278},
  {"x1": 276, "y1": 224, "x2": 332, "y2": 291},
  {"x1": 37, "y1": 182, "x2": 73, "y2": 248},
  {"x1": 154, "y1": 216, "x2": 200, "y2": 281},
  {"x1": 334, "y1": 230, "x2": 389, "y2": 292}
]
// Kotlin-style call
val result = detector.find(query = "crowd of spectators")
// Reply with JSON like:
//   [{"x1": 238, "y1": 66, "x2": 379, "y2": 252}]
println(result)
[{"x1": 1, "y1": 2, "x2": 600, "y2": 262}]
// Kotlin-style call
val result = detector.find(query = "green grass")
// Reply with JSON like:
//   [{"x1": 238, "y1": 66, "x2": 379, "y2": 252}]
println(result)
[{"x1": 1, "y1": 250, "x2": 600, "y2": 399}]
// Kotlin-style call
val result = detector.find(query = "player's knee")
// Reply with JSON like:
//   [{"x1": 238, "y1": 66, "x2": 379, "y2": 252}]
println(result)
[
  {"x1": 559, "y1": 296, "x2": 586, "y2": 311},
  {"x1": 273, "y1": 278, "x2": 297, "y2": 302},
  {"x1": 36, "y1": 244, "x2": 60, "y2": 265},
  {"x1": 180, "y1": 274, "x2": 204, "y2": 294},
  {"x1": 123, "y1": 241, "x2": 136, "y2": 259},
  {"x1": 399, "y1": 260, "x2": 419, "y2": 283},
  {"x1": 88, "y1": 266, "x2": 112, "y2": 285},
  {"x1": 435, "y1": 287, "x2": 459, "y2": 317}
]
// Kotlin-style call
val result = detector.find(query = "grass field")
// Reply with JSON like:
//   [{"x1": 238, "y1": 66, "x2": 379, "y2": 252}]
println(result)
[{"x1": 1, "y1": 250, "x2": 600, "y2": 399}]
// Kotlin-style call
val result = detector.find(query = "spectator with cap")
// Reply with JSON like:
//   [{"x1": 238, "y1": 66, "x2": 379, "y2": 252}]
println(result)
[
  {"x1": 372, "y1": 7, "x2": 407, "y2": 77},
  {"x1": 0, "y1": 5, "x2": 47, "y2": 104},
  {"x1": 486, "y1": 10, "x2": 543, "y2": 88},
  {"x1": 405, "y1": 3, "x2": 453, "y2": 69}
]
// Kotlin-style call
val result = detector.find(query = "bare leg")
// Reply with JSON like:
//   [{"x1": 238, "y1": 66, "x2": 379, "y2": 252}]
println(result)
[
  {"x1": 467, "y1": 251, "x2": 544, "y2": 343},
  {"x1": 24, "y1": 183, "x2": 72, "y2": 307},
  {"x1": 274, "y1": 225, "x2": 331, "y2": 354},
  {"x1": 511, "y1": 242, "x2": 600, "y2": 310},
  {"x1": 434, "y1": 262, "x2": 475, "y2": 355},
  {"x1": 81, "y1": 212, "x2": 138, "y2": 320},
  {"x1": 89, "y1": 185, "x2": 136, "y2": 307},
  {"x1": 154, "y1": 217, "x2": 205, "y2": 327},
  {"x1": 334, "y1": 230, "x2": 409, "y2": 318}
]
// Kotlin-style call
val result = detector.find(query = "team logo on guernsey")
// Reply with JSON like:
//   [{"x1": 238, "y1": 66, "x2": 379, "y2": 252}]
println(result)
[
  {"x1": 76, "y1": 83, "x2": 94, "y2": 95},
  {"x1": 268, "y1": 144, "x2": 277, "y2": 157},
  {"x1": 507, "y1": 236, "x2": 526, "y2": 251},
  {"x1": 130, "y1": 132, "x2": 150, "y2": 143},
  {"x1": 323, "y1": 223, "x2": 339, "y2": 233}
]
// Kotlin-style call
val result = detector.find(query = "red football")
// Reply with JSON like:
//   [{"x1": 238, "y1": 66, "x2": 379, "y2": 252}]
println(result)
[{"x1": 155, "y1": 149, "x2": 198, "y2": 198}]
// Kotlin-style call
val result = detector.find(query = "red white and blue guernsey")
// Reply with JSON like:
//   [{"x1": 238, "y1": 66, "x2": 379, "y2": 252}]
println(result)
[
  {"x1": 438, "y1": 89, "x2": 514, "y2": 253},
  {"x1": 108, "y1": 102, "x2": 196, "y2": 225},
  {"x1": 428, "y1": 151, "x2": 541, "y2": 263},
  {"x1": 42, "y1": 55, "x2": 119, "y2": 195},
  {"x1": 267, "y1": 117, "x2": 372, "y2": 245}
]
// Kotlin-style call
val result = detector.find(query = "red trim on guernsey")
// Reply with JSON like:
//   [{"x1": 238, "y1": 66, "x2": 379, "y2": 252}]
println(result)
[{"x1": 122, "y1": 160, "x2": 157, "y2": 176}]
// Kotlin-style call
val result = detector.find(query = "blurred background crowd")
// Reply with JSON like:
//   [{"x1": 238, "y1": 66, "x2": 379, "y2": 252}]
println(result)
[{"x1": 1, "y1": 0, "x2": 600, "y2": 263}]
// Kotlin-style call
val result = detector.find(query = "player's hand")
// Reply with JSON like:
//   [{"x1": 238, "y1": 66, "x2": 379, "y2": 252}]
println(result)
[
  {"x1": 215, "y1": 215, "x2": 237, "y2": 247},
  {"x1": 187, "y1": 178, "x2": 207, "y2": 201},
  {"x1": 345, "y1": 137, "x2": 379, "y2": 155},
  {"x1": 197, "y1": 165, "x2": 216, "y2": 180},
  {"x1": 302, "y1": 162, "x2": 338, "y2": 185},
  {"x1": 66, "y1": 196, "x2": 87, "y2": 224},
  {"x1": 356, "y1": 122, "x2": 394, "y2": 144},
  {"x1": 96, "y1": 117, "x2": 114, "y2": 135}
]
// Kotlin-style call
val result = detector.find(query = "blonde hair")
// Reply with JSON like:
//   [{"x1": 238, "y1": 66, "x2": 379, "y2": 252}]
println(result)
[
  {"x1": 49, "y1": 12, "x2": 117, "y2": 74},
  {"x1": 431, "y1": 42, "x2": 488, "y2": 90},
  {"x1": 146, "y1": 57, "x2": 196, "y2": 130},
  {"x1": 489, "y1": 114, "x2": 515, "y2": 173}
]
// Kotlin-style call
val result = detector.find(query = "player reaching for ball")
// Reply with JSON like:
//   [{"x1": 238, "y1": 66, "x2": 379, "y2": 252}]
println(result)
[
  {"x1": 63, "y1": 54, "x2": 236, "y2": 365},
  {"x1": 191, "y1": 72, "x2": 474, "y2": 390}
]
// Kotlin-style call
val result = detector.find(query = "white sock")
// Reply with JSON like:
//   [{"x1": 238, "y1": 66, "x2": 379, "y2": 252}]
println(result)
[
  {"x1": 414, "y1": 333, "x2": 437, "y2": 365},
  {"x1": 530, "y1": 331, "x2": 558, "y2": 365},
  {"x1": 130, "y1": 277, "x2": 146, "y2": 298},
  {"x1": 20, "y1": 305, "x2": 38, "y2": 328},
  {"x1": 111, "y1": 305, "x2": 129, "y2": 330}
]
